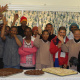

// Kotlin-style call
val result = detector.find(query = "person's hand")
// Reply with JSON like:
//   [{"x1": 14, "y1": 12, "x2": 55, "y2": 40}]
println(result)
[
  {"x1": 3, "y1": 16, "x2": 7, "y2": 25},
  {"x1": 57, "y1": 34, "x2": 64, "y2": 42},
  {"x1": 0, "y1": 4, "x2": 8, "y2": 13},
  {"x1": 63, "y1": 64, "x2": 67, "y2": 69},
  {"x1": 57, "y1": 43, "x2": 62, "y2": 48},
  {"x1": 13, "y1": 34, "x2": 17, "y2": 38},
  {"x1": 14, "y1": 14, "x2": 18, "y2": 21},
  {"x1": 0, "y1": 13, "x2": 3, "y2": 20},
  {"x1": 38, "y1": 26, "x2": 42, "y2": 35}
]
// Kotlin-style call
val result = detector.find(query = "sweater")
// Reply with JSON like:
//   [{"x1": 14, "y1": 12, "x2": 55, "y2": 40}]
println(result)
[
  {"x1": 33, "y1": 35, "x2": 53, "y2": 69},
  {"x1": 61, "y1": 39, "x2": 80, "y2": 70},
  {"x1": 18, "y1": 39, "x2": 37, "y2": 65}
]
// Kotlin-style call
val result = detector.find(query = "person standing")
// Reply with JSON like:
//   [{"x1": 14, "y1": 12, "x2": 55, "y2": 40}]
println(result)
[
  {"x1": 50, "y1": 27, "x2": 69, "y2": 68},
  {"x1": 45, "y1": 23, "x2": 56, "y2": 41},
  {"x1": 61, "y1": 29, "x2": 80, "y2": 72},
  {"x1": 1, "y1": 17, "x2": 23, "y2": 69},
  {"x1": 68, "y1": 23, "x2": 79, "y2": 39},
  {"x1": 34, "y1": 27, "x2": 53, "y2": 69},
  {"x1": 11, "y1": 14, "x2": 28, "y2": 37},
  {"x1": 18, "y1": 27, "x2": 37, "y2": 69}
]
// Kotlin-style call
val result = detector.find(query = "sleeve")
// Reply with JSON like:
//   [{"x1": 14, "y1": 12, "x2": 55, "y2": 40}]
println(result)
[
  {"x1": 17, "y1": 35, "x2": 23, "y2": 43},
  {"x1": 18, "y1": 46, "x2": 35, "y2": 56},
  {"x1": 23, "y1": 46, "x2": 37, "y2": 53},
  {"x1": 33, "y1": 35, "x2": 40, "y2": 48},
  {"x1": 61, "y1": 40, "x2": 70, "y2": 53},
  {"x1": 49, "y1": 39, "x2": 59, "y2": 55},
  {"x1": 64, "y1": 53, "x2": 68, "y2": 65}
]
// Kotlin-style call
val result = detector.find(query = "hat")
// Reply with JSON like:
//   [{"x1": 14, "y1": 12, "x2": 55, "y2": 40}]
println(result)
[
  {"x1": 69, "y1": 23, "x2": 79, "y2": 31},
  {"x1": 20, "y1": 16, "x2": 27, "y2": 23},
  {"x1": 32, "y1": 26, "x2": 38, "y2": 33}
]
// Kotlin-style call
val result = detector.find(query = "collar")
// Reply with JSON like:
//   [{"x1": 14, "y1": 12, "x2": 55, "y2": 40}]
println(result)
[
  {"x1": 24, "y1": 40, "x2": 31, "y2": 45},
  {"x1": 8, "y1": 35, "x2": 14, "y2": 39},
  {"x1": 74, "y1": 39, "x2": 80, "y2": 43},
  {"x1": 41, "y1": 39, "x2": 49, "y2": 43},
  {"x1": 63, "y1": 36, "x2": 66, "y2": 43},
  {"x1": 70, "y1": 32, "x2": 74, "y2": 37}
]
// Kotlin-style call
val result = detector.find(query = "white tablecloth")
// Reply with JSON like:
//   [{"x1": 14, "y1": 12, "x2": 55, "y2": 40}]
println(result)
[{"x1": 0, "y1": 70, "x2": 80, "y2": 80}]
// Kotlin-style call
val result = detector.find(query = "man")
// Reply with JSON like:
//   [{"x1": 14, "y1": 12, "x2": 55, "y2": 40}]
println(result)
[
  {"x1": 1, "y1": 17, "x2": 22, "y2": 68},
  {"x1": 45, "y1": 23, "x2": 56, "y2": 41},
  {"x1": 68, "y1": 23, "x2": 79, "y2": 39},
  {"x1": 50, "y1": 27, "x2": 69, "y2": 68},
  {"x1": 0, "y1": 18, "x2": 10, "y2": 69},
  {"x1": 11, "y1": 14, "x2": 28, "y2": 37},
  {"x1": 0, "y1": 23, "x2": 4, "y2": 69}
]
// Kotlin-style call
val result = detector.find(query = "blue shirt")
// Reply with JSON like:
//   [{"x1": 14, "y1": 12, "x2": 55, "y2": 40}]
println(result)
[{"x1": 3, "y1": 35, "x2": 23, "y2": 66}]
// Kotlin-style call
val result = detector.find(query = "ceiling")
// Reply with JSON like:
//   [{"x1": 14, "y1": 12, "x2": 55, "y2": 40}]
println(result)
[{"x1": 1, "y1": 0, "x2": 80, "y2": 12}]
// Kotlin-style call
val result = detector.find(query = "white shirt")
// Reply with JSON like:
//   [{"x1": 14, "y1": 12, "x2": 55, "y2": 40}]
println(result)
[
  {"x1": 23, "y1": 36, "x2": 35, "y2": 41},
  {"x1": 55, "y1": 37, "x2": 66, "y2": 58},
  {"x1": 68, "y1": 32, "x2": 74, "y2": 40}
]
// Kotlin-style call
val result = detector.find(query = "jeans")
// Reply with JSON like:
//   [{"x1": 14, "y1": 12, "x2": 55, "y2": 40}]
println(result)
[
  {"x1": 54, "y1": 58, "x2": 59, "y2": 67},
  {"x1": 4, "y1": 64, "x2": 20, "y2": 69}
]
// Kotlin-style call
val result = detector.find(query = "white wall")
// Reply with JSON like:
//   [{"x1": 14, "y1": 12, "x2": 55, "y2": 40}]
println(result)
[{"x1": 1, "y1": 0, "x2": 80, "y2": 12}]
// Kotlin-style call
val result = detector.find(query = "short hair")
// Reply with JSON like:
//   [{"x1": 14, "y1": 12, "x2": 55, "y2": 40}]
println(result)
[
  {"x1": 24, "y1": 27, "x2": 32, "y2": 32},
  {"x1": 46, "y1": 23, "x2": 53, "y2": 27},
  {"x1": 42, "y1": 30, "x2": 49, "y2": 35},
  {"x1": 10, "y1": 26, "x2": 18, "y2": 31},
  {"x1": 58, "y1": 26, "x2": 66, "y2": 32},
  {"x1": 6, "y1": 26, "x2": 10, "y2": 30},
  {"x1": 73, "y1": 29, "x2": 80, "y2": 34}
]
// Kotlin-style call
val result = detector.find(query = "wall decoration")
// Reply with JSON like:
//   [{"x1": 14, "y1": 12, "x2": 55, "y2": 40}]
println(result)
[{"x1": 5, "y1": 10, "x2": 80, "y2": 35}]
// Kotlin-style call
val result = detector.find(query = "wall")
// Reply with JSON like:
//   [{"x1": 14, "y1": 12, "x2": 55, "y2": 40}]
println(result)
[
  {"x1": 1, "y1": 0, "x2": 80, "y2": 35},
  {"x1": 1, "y1": 0, "x2": 80, "y2": 12}
]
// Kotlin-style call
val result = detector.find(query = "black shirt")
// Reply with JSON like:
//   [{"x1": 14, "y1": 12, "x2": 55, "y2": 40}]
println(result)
[
  {"x1": 48, "y1": 34, "x2": 56, "y2": 42},
  {"x1": 17, "y1": 26, "x2": 28, "y2": 37}
]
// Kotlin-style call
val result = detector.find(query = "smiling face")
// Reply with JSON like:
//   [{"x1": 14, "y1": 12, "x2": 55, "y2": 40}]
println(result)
[
  {"x1": 73, "y1": 30, "x2": 80, "y2": 40},
  {"x1": 42, "y1": 31, "x2": 49, "y2": 41},
  {"x1": 5, "y1": 26, "x2": 10, "y2": 35},
  {"x1": 58, "y1": 30, "x2": 66, "y2": 38},
  {"x1": 71, "y1": 26, "x2": 78, "y2": 33},
  {"x1": 10, "y1": 27, "x2": 17, "y2": 37}
]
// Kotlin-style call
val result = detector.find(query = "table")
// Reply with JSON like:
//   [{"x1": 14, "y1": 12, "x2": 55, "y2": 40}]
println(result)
[{"x1": 0, "y1": 70, "x2": 80, "y2": 80}]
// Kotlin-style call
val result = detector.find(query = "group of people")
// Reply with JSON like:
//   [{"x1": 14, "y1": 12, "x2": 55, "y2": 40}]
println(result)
[{"x1": 0, "y1": 14, "x2": 80, "y2": 73}]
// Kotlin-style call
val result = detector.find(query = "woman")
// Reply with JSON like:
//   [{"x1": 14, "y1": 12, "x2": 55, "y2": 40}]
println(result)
[
  {"x1": 32, "y1": 26, "x2": 38, "y2": 41},
  {"x1": 61, "y1": 29, "x2": 80, "y2": 72},
  {"x1": 33, "y1": 27, "x2": 53, "y2": 69},
  {"x1": 18, "y1": 27, "x2": 37, "y2": 69}
]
